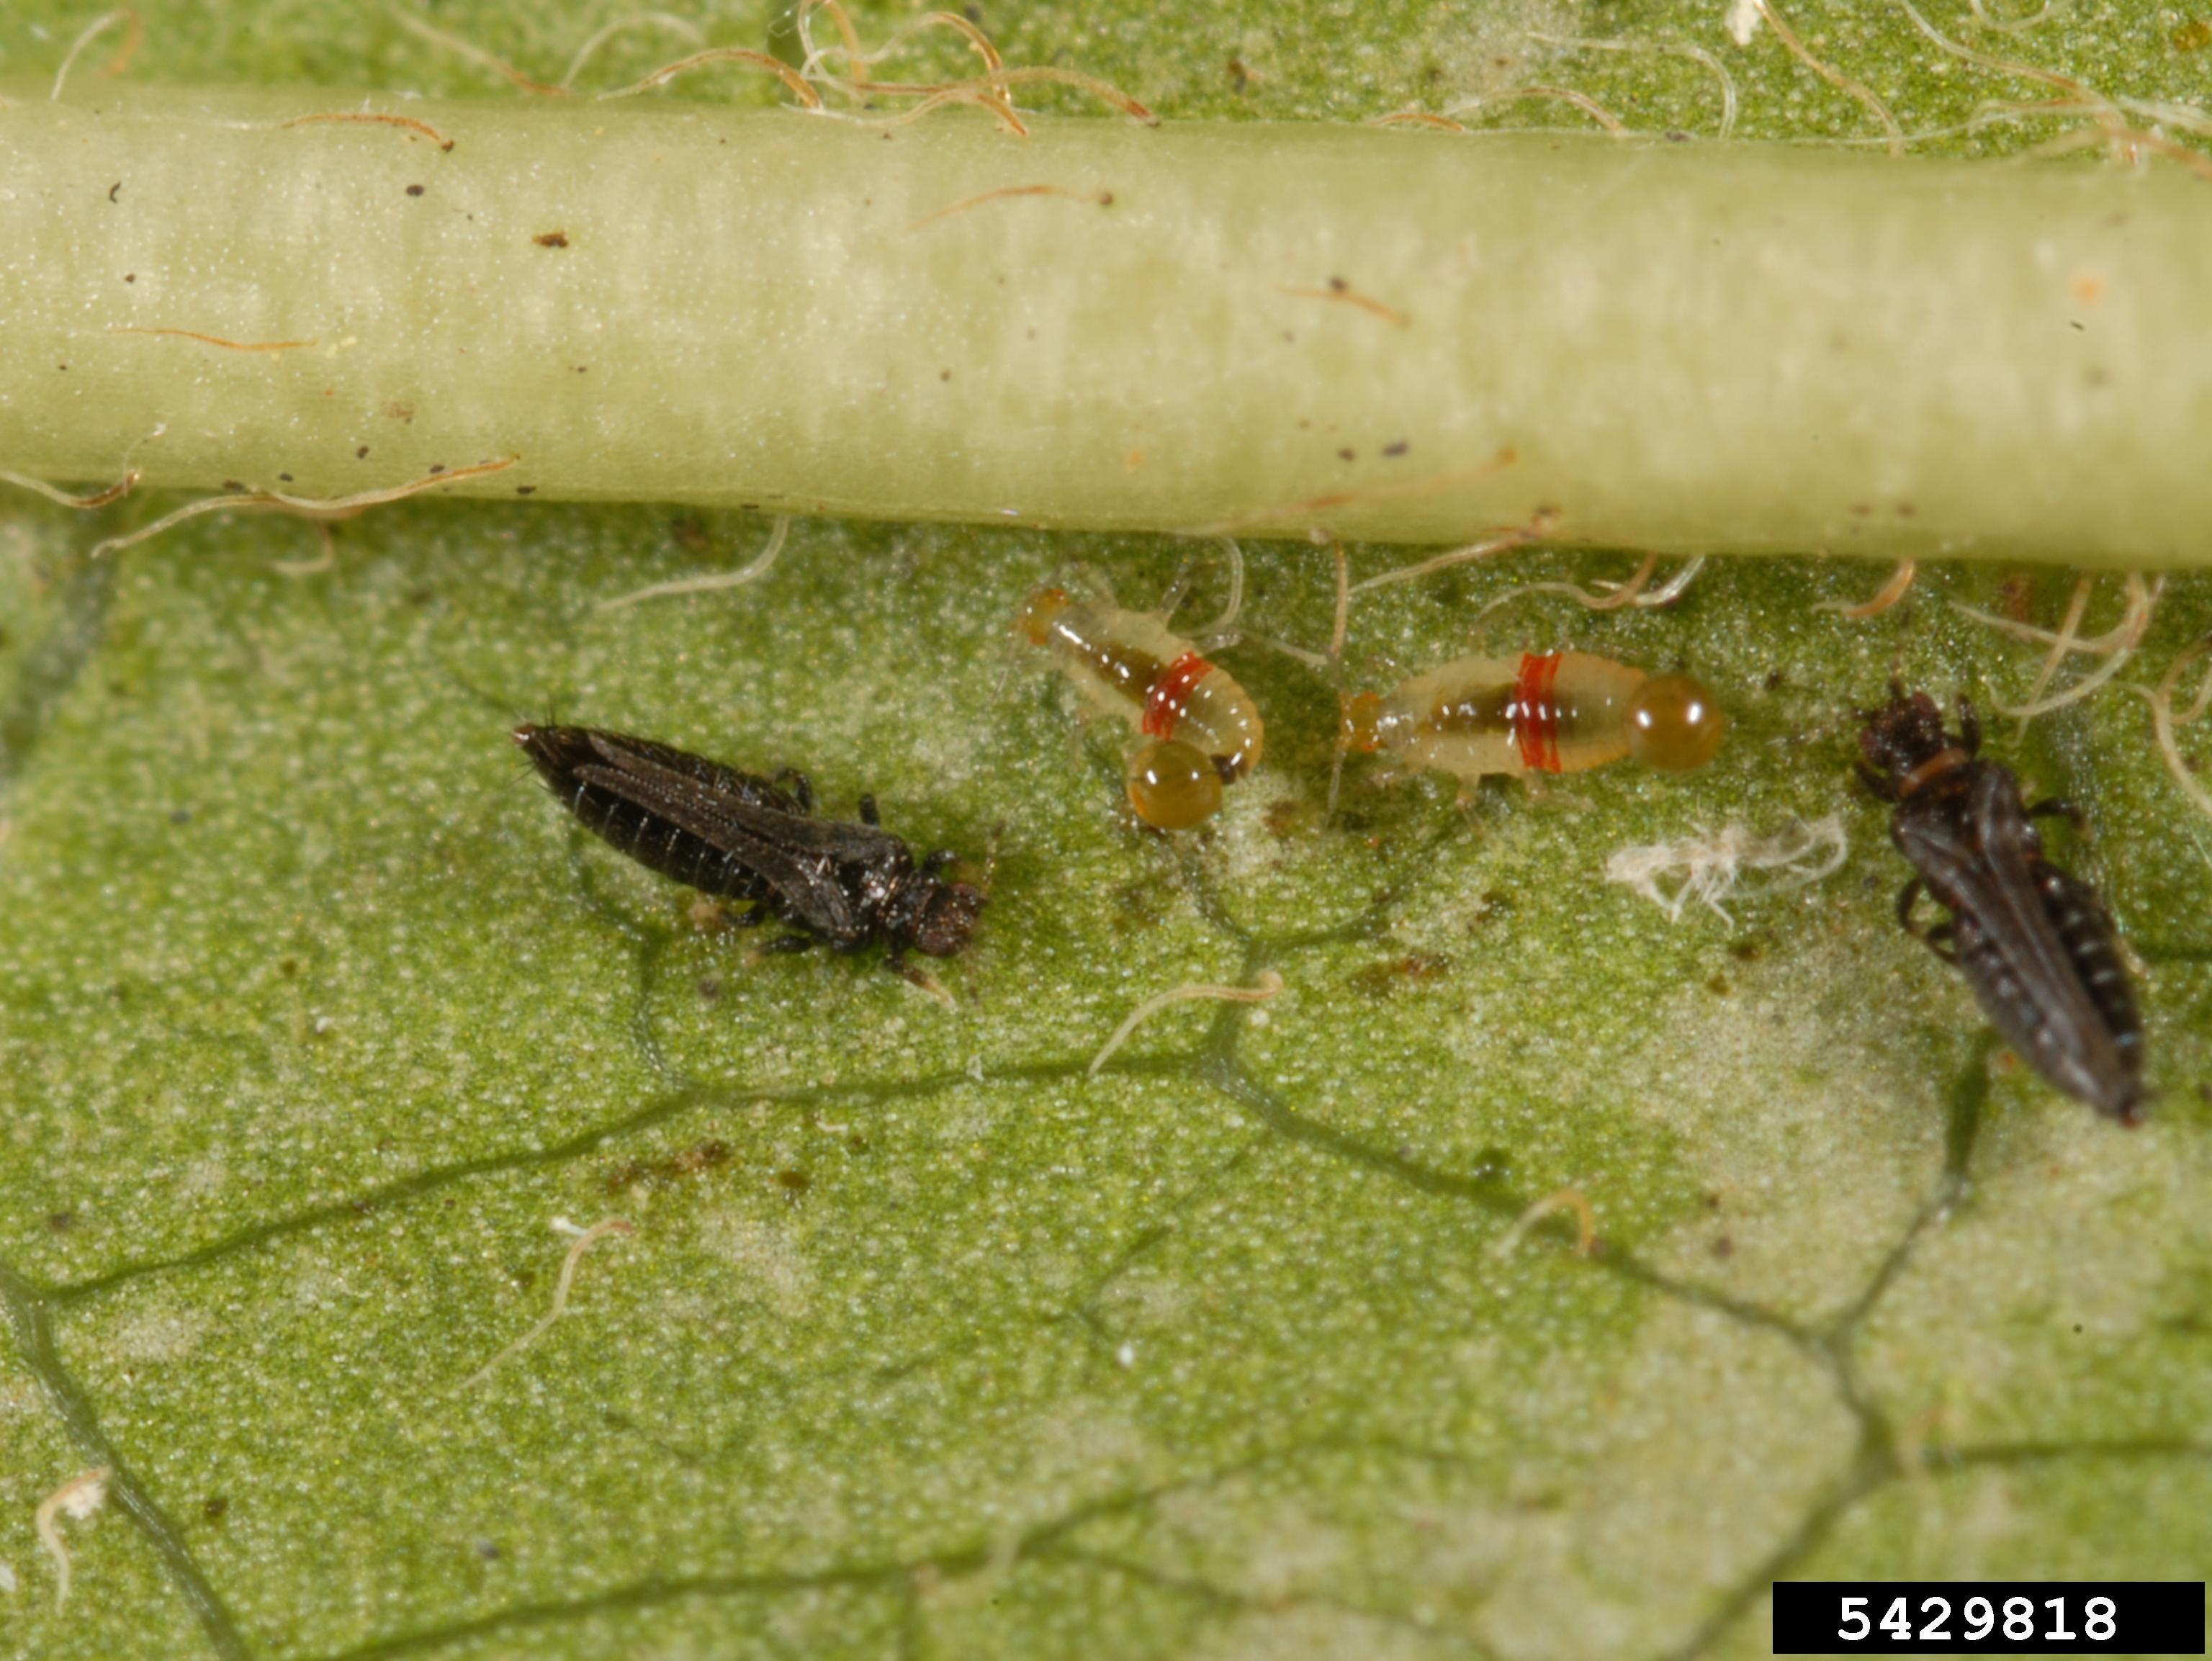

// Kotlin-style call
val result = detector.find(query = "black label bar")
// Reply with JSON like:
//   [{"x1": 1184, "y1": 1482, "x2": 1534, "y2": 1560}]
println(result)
[{"x1": 1773, "y1": 1582, "x2": 2206, "y2": 1654}]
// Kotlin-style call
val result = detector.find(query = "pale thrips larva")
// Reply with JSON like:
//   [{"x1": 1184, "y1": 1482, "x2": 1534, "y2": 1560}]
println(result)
[
  {"x1": 1018, "y1": 585, "x2": 1264, "y2": 829},
  {"x1": 1341, "y1": 651, "x2": 1725, "y2": 780}
]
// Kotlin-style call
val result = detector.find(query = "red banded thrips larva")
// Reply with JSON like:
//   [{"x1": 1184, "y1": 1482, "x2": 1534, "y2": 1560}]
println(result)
[
  {"x1": 1017, "y1": 585, "x2": 1264, "y2": 830},
  {"x1": 1857, "y1": 689, "x2": 2146, "y2": 1124},
  {"x1": 1341, "y1": 651, "x2": 1725, "y2": 780},
  {"x1": 514, "y1": 725, "x2": 984, "y2": 966}
]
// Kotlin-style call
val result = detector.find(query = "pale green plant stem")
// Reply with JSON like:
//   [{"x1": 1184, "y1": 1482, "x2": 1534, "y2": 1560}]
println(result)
[{"x1": 2, "y1": 84, "x2": 2208, "y2": 564}]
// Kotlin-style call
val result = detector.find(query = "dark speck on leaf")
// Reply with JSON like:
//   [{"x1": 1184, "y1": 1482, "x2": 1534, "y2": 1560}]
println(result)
[
  {"x1": 516, "y1": 485, "x2": 536, "y2": 495},
  {"x1": 534, "y1": 230, "x2": 569, "y2": 248},
  {"x1": 405, "y1": 184, "x2": 425, "y2": 197},
  {"x1": 604, "y1": 1138, "x2": 736, "y2": 1195},
  {"x1": 108, "y1": 181, "x2": 121, "y2": 202},
  {"x1": 1338, "y1": 447, "x2": 1356, "y2": 462},
  {"x1": 356, "y1": 446, "x2": 369, "y2": 459},
  {"x1": 203, "y1": 1496, "x2": 230, "y2": 1522},
  {"x1": 775, "y1": 1169, "x2": 811, "y2": 1197},
  {"x1": 675, "y1": 1140, "x2": 733, "y2": 1176},
  {"x1": 222, "y1": 480, "x2": 245, "y2": 492},
  {"x1": 279, "y1": 472, "x2": 292, "y2": 482},
  {"x1": 48, "y1": 1211, "x2": 75, "y2": 1233},
  {"x1": 1382, "y1": 440, "x2": 1409, "y2": 457},
  {"x1": 1350, "y1": 953, "x2": 1453, "y2": 995}
]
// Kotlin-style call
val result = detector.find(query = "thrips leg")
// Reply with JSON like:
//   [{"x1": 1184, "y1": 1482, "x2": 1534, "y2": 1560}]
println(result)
[
  {"x1": 773, "y1": 768, "x2": 815, "y2": 814},
  {"x1": 889, "y1": 958, "x2": 956, "y2": 1005},
  {"x1": 2027, "y1": 797, "x2": 2088, "y2": 834},
  {"x1": 1154, "y1": 564, "x2": 1194, "y2": 623},
  {"x1": 1895, "y1": 877, "x2": 1927, "y2": 936},
  {"x1": 1896, "y1": 881, "x2": 1963, "y2": 963},
  {"x1": 1956, "y1": 696, "x2": 1982, "y2": 755},
  {"x1": 1855, "y1": 760, "x2": 1898, "y2": 801}
]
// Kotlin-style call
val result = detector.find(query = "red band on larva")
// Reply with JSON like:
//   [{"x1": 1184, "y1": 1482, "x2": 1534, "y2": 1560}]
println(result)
[
  {"x1": 1515, "y1": 652, "x2": 1563, "y2": 774},
  {"x1": 1143, "y1": 651, "x2": 1215, "y2": 740}
]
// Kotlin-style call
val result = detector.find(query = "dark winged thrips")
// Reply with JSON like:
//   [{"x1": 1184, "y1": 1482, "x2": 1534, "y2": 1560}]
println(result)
[
  {"x1": 514, "y1": 725, "x2": 984, "y2": 966},
  {"x1": 1857, "y1": 689, "x2": 2146, "y2": 1124}
]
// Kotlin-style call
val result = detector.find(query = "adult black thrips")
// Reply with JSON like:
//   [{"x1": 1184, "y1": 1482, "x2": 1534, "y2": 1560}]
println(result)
[
  {"x1": 1857, "y1": 689, "x2": 2146, "y2": 1124},
  {"x1": 515, "y1": 725, "x2": 984, "y2": 967}
]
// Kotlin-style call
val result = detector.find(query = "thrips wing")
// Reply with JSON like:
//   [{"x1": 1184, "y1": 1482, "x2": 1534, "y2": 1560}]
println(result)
[
  {"x1": 1907, "y1": 766, "x2": 2137, "y2": 1112},
  {"x1": 579, "y1": 729, "x2": 806, "y2": 815},
  {"x1": 583, "y1": 731, "x2": 907, "y2": 861},
  {"x1": 1965, "y1": 766, "x2": 2092, "y2": 1004},
  {"x1": 575, "y1": 752, "x2": 858, "y2": 938},
  {"x1": 1894, "y1": 771, "x2": 2070, "y2": 988},
  {"x1": 1892, "y1": 809, "x2": 2008, "y2": 932}
]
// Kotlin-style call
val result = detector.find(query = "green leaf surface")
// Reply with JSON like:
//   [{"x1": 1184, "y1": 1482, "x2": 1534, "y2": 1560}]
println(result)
[{"x1": 4, "y1": 4, "x2": 2211, "y2": 1659}]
